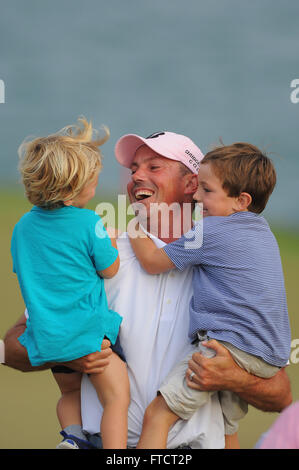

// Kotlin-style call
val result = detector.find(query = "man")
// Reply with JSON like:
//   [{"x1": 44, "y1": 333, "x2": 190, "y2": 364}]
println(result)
[
  {"x1": 81, "y1": 131, "x2": 292, "y2": 449},
  {"x1": 3, "y1": 131, "x2": 292, "y2": 449}
]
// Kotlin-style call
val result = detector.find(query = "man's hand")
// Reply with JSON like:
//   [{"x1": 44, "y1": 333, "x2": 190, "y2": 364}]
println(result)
[
  {"x1": 186, "y1": 339, "x2": 244, "y2": 392},
  {"x1": 185, "y1": 339, "x2": 292, "y2": 412},
  {"x1": 4, "y1": 315, "x2": 113, "y2": 375},
  {"x1": 63, "y1": 339, "x2": 112, "y2": 374},
  {"x1": 3, "y1": 314, "x2": 47, "y2": 372}
]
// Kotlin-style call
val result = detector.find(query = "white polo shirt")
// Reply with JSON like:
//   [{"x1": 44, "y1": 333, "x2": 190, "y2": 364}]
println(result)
[{"x1": 81, "y1": 232, "x2": 224, "y2": 449}]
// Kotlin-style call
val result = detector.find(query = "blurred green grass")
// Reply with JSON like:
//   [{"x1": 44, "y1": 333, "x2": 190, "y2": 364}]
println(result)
[{"x1": 0, "y1": 188, "x2": 299, "y2": 449}]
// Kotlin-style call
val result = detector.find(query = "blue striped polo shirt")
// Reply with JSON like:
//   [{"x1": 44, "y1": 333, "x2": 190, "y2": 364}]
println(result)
[{"x1": 163, "y1": 211, "x2": 291, "y2": 367}]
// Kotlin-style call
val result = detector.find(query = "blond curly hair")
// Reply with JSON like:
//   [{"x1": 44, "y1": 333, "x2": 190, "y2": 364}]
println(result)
[{"x1": 18, "y1": 117, "x2": 109, "y2": 209}]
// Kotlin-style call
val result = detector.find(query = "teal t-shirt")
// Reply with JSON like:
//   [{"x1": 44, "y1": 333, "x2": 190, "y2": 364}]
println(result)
[{"x1": 11, "y1": 205, "x2": 121, "y2": 366}]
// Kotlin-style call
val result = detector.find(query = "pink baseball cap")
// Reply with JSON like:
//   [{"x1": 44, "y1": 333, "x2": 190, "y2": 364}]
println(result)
[{"x1": 115, "y1": 131, "x2": 204, "y2": 174}]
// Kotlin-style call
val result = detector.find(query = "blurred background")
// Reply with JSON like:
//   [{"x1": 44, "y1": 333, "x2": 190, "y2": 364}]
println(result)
[{"x1": 0, "y1": 0, "x2": 298, "y2": 449}]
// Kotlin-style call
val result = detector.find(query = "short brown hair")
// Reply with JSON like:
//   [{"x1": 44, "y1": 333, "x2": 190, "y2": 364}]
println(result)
[
  {"x1": 18, "y1": 117, "x2": 109, "y2": 209},
  {"x1": 201, "y1": 142, "x2": 276, "y2": 214}
]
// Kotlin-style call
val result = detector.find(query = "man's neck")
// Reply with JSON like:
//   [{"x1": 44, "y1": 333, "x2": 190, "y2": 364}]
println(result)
[{"x1": 145, "y1": 209, "x2": 194, "y2": 244}]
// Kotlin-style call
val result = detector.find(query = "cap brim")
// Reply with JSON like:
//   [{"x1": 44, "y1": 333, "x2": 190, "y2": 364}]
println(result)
[{"x1": 115, "y1": 134, "x2": 149, "y2": 168}]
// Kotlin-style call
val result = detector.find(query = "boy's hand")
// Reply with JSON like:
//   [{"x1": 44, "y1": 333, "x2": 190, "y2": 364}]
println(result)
[
  {"x1": 106, "y1": 227, "x2": 122, "y2": 238},
  {"x1": 127, "y1": 218, "x2": 147, "y2": 239},
  {"x1": 64, "y1": 338, "x2": 112, "y2": 374}
]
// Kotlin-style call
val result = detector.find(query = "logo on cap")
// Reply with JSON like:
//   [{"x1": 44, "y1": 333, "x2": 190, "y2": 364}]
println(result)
[
  {"x1": 185, "y1": 150, "x2": 201, "y2": 166},
  {"x1": 146, "y1": 132, "x2": 165, "y2": 139}
]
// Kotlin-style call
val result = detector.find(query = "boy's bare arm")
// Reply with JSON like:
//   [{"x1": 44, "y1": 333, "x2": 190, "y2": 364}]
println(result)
[
  {"x1": 98, "y1": 255, "x2": 120, "y2": 279},
  {"x1": 128, "y1": 223, "x2": 174, "y2": 274},
  {"x1": 186, "y1": 339, "x2": 292, "y2": 412},
  {"x1": 97, "y1": 230, "x2": 120, "y2": 279},
  {"x1": 4, "y1": 314, "x2": 112, "y2": 374}
]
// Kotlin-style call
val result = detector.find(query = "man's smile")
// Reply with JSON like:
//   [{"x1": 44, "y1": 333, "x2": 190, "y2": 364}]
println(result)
[{"x1": 133, "y1": 187, "x2": 155, "y2": 201}]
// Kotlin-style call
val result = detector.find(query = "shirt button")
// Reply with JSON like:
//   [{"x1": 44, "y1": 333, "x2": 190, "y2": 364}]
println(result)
[{"x1": 166, "y1": 299, "x2": 171, "y2": 304}]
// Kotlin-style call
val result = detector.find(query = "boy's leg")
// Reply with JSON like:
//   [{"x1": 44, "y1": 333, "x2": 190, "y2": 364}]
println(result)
[
  {"x1": 52, "y1": 370, "x2": 82, "y2": 430},
  {"x1": 218, "y1": 341, "x2": 279, "y2": 449},
  {"x1": 138, "y1": 349, "x2": 214, "y2": 449},
  {"x1": 137, "y1": 394, "x2": 179, "y2": 449},
  {"x1": 89, "y1": 352, "x2": 130, "y2": 449},
  {"x1": 53, "y1": 369, "x2": 94, "y2": 448},
  {"x1": 220, "y1": 391, "x2": 247, "y2": 449},
  {"x1": 225, "y1": 432, "x2": 241, "y2": 449}
]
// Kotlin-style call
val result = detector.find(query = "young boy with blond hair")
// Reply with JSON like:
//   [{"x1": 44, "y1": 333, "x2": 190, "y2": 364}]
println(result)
[
  {"x1": 129, "y1": 142, "x2": 291, "y2": 449},
  {"x1": 11, "y1": 118, "x2": 130, "y2": 449}
]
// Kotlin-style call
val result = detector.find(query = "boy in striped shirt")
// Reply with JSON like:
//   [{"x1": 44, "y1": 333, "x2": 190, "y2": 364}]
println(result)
[{"x1": 129, "y1": 142, "x2": 291, "y2": 448}]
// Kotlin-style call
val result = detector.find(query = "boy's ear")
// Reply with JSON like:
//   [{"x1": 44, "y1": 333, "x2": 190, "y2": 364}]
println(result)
[
  {"x1": 184, "y1": 174, "x2": 198, "y2": 195},
  {"x1": 235, "y1": 192, "x2": 252, "y2": 211},
  {"x1": 63, "y1": 199, "x2": 73, "y2": 207}
]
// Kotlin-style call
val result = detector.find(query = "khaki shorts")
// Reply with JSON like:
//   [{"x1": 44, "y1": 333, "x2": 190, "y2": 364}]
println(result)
[{"x1": 159, "y1": 338, "x2": 279, "y2": 435}]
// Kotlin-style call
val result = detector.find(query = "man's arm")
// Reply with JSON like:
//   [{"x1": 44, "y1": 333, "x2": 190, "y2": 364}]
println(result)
[
  {"x1": 186, "y1": 339, "x2": 292, "y2": 412},
  {"x1": 3, "y1": 314, "x2": 47, "y2": 372},
  {"x1": 3, "y1": 314, "x2": 112, "y2": 374}
]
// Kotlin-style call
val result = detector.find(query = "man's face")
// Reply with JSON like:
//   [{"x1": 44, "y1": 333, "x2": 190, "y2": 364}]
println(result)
[{"x1": 127, "y1": 145, "x2": 189, "y2": 210}]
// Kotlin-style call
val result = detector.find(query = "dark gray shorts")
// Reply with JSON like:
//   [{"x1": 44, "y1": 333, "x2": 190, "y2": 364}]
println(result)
[{"x1": 51, "y1": 334, "x2": 126, "y2": 374}]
